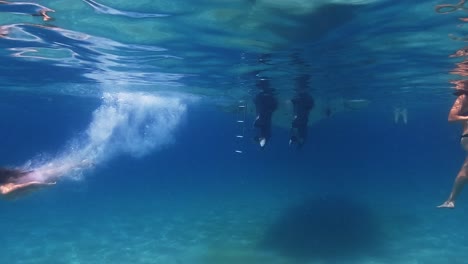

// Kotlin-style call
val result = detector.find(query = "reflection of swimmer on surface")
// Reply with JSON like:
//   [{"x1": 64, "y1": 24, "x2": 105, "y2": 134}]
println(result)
[
  {"x1": 0, "y1": 159, "x2": 93, "y2": 198},
  {"x1": 0, "y1": 25, "x2": 8, "y2": 38},
  {"x1": 438, "y1": 86, "x2": 468, "y2": 209},
  {"x1": 289, "y1": 74, "x2": 314, "y2": 148},
  {"x1": 253, "y1": 78, "x2": 278, "y2": 148},
  {"x1": 33, "y1": 9, "x2": 54, "y2": 21},
  {"x1": 0, "y1": 1, "x2": 55, "y2": 21},
  {"x1": 394, "y1": 107, "x2": 408, "y2": 124}
]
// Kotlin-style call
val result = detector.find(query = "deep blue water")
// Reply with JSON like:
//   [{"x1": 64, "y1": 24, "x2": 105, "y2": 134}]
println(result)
[{"x1": 1, "y1": 0, "x2": 468, "y2": 264}]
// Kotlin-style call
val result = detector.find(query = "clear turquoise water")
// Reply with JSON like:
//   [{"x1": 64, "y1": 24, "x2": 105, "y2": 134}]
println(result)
[{"x1": 0, "y1": 0, "x2": 467, "y2": 263}]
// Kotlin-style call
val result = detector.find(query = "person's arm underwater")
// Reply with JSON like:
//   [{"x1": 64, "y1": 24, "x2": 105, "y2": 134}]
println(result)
[{"x1": 449, "y1": 95, "x2": 468, "y2": 123}]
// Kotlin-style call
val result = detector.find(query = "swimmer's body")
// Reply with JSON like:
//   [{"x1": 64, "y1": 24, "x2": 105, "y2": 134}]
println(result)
[
  {"x1": 438, "y1": 88, "x2": 468, "y2": 208},
  {"x1": 0, "y1": 160, "x2": 93, "y2": 197},
  {"x1": 0, "y1": 0, "x2": 55, "y2": 21}
]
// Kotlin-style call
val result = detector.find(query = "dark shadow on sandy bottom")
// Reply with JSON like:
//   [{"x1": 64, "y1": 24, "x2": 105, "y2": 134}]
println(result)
[{"x1": 259, "y1": 196, "x2": 385, "y2": 263}]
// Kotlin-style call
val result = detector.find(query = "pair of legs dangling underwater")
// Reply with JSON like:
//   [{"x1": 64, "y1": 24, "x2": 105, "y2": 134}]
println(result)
[
  {"x1": 290, "y1": 92, "x2": 314, "y2": 147},
  {"x1": 289, "y1": 74, "x2": 314, "y2": 148},
  {"x1": 253, "y1": 76, "x2": 314, "y2": 149},
  {"x1": 253, "y1": 78, "x2": 277, "y2": 148}
]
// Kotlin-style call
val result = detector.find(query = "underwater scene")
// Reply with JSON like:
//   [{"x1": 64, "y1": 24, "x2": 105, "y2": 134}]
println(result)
[{"x1": 1, "y1": 0, "x2": 468, "y2": 263}]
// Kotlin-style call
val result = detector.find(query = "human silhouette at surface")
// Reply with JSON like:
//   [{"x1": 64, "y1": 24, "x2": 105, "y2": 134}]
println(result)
[
  {"x1": 393, "y1": 106, "x2": 408, "y2": 124},
  {"x1": 290, "y1": 74, "x2": 314, "y2": 148},
  {"x1": 253, "y1": 78, "x2": 278, "y2": 148}
]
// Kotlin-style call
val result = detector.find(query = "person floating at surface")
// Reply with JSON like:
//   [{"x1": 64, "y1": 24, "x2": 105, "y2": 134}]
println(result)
[
  {"x1": 253, "y1": 78, "x2": 278, "y2": 148},
  {"x1": 393, "y1": 107, "x2": 408, "y2": 124},
  {"x1": 0, "y1": 159, "x2": 93, "y2": 198},
  {"x1": 289, "y1": 74, "x2": 314, "y2": 148},
  {"x1": 438, "y1": 85, "x2": 468, "y2": 209},
  {"x1": 35, "y1": 8, "x2": 54, "y2": 21},
  {"x1": 0, "y1": 1, "x2": 55, "y2": 21}
]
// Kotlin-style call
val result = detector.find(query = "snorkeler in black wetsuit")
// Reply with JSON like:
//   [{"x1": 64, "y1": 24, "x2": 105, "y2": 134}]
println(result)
[
  {"x1": 253, "y1": 78, "x2": 278, "y2": 148},
  {"x1": 289, "y1": 74, "x2": 314, "y2": 148}
]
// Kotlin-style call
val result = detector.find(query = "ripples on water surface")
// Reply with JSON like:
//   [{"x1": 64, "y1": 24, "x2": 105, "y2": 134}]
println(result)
[{"x1": 0, "y1": 0, "x2": 460, "y2": 103}]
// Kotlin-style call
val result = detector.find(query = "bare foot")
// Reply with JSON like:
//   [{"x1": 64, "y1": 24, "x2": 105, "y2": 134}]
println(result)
[{"x1": 437, "y1": 201, "x2": 455, "y2": 209}]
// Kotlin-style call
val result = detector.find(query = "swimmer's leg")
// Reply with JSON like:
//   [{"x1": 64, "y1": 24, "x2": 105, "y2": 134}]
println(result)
[
  {"x1": 394, "y1": 108, "x2": 400, "y2": 124},
  {"x1": 438, "y1": 156, "x2": 468, "y2": 209},
  {"x1": 402, "y1": 108, "x2": 408, "y2": 124}
]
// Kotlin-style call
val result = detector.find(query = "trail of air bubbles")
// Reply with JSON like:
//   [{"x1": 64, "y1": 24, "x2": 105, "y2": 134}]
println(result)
[{"x1": 25, "y1": 92, "x2": 186, "y2": 182}]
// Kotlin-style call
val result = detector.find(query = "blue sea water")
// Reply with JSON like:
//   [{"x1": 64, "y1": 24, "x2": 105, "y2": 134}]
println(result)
[{"x1": 1, "y1": 0, "x2": 468, "y2": 263}]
